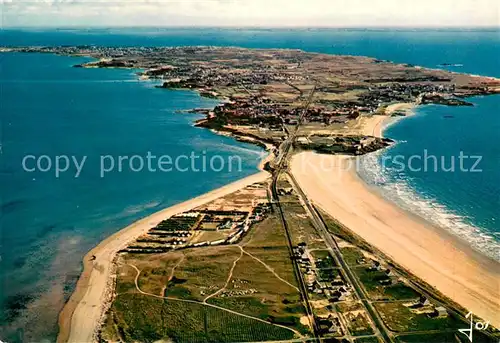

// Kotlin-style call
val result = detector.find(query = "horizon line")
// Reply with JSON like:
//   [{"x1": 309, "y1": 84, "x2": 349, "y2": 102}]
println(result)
[{"x1": 3, "y1": 25, "x2": 500, "y2": 30}]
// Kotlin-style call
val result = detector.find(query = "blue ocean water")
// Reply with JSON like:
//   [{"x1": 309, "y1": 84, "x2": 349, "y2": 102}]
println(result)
[
  {"x1": 359, "y1": 95, "x2": 500, "y2": 259},
  {"x1": 1, "y1": 28, "x2": 499, "y2": 341},
  {"x1": 0, "y1": 50, "x2": 264, "y2": 341}
]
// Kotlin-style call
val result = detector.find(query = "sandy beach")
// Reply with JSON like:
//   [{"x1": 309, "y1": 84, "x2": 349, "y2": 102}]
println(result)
[
  {"x1": 57, "y1": 171, "x2": 270, "y2": 343},
  {"x1": 358, "y1": 103, "x2": 414, "y2": 137},
  {"x1": 290, "y1": 111, "x2": 500, "y2": 327}
]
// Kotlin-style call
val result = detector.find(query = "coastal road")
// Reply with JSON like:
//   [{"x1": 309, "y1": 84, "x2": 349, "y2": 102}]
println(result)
[
  {"x1": 272, "y1": 84, "x2": 316, "y2": 170},
  {"x1": 270, "y1": 83, "x2": 393, "y2": 343},
  {"x1": 60, "y1": 172, "x2": 270, "y2": 343},
  {"x1": 271, "y1": 176, "x2": 320, "y2": 341},
  {"x1": 287, "y1": 171, "x2": 393, "y2": 343},
  {"x1": 270, "y1": 86, "x2": 321, "y2": 341}
]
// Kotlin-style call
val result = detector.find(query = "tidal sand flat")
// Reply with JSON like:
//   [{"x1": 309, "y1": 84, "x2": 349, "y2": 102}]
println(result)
[{"x1": 291, "y1": 151, "x2": 500, "y2": 327}]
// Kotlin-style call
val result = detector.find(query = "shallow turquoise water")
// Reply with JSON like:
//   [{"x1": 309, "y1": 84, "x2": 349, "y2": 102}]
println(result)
[{"x1": 1, "y1": 28, "x2": 499, "y2": 341}]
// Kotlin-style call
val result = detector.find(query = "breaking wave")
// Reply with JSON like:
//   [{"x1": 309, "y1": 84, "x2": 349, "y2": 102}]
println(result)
[{"x1": 358, "y1": 148, "x2": 500, "y2": 262}]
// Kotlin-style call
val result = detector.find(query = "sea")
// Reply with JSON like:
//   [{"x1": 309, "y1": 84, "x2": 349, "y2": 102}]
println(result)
[{"x1": 0, "y1": 28, "x2": 499, "y2": 342}]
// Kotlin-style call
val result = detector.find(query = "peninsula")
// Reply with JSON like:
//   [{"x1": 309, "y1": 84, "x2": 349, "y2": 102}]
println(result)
[{"x1": 4, "y1": 46, "x2": 499, "y2": 343}]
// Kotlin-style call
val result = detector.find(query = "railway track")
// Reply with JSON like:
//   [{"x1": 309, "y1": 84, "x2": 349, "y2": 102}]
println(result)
[{"x1": 270, "y1": 86, "x2": 321, "y2": 341}]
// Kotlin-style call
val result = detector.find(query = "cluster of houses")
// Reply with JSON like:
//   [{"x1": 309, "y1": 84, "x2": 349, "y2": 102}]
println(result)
[
  {"x1": 367, "y1": 259, "x2": 449, "y2": 320},
  {"x1": 226, "y1": 204, "x2": 270, "y2": 244},
  {"x1": 190, "y1": 77, "x2": 467, "y2": 145},
  {"x1": 211, "y1": 97, "x2": 289, "y2": 128},
  {"x1": 218, "y1": 288, "x2": 258, "y2": 298},
  {"x1": 198, "y1": 210, "x2": 248, "y2": 229},
  {"x1": 121, "y1": 203, "x2": 270, "y2": 253},
  {"x1": 277, "y1": 187, "x2": 294, "y2": 196},
  {"x1": 204, "y1": 96, "x2": 356, "y2": 135},
  {"x1": 404, "y1": 296, "x2": 448, "y2": 318},
  {"x1": 192, "y1": 203, "x2": 271, "y2": 247},
  {"x1": 202, "y1": 273, "x2": 258, "y2": 298},
  {"x1": 359, "y1": 83, "x2": 456, "y2": 110},
  {"x1": 317, "y1": 315, "x2": 343, "y2": 336},
  {"x1": 156, "y1": 58, "x2": 309, "y2": 94},
  {"x1": 19, "y1": 46, "x2": 495, "y2": 147},
  {"x1": 294, "y1": 244, "x2": 354, "y2": 305},
  {"x1": 121, "y1": 214, "x2": 200, "y2": 253},
  {"x1": 135, "y1": 236, "x2": 188, "y2": 247},
  {"x1": 367, "y1": 260, "x2": 396, "y2": 286}
]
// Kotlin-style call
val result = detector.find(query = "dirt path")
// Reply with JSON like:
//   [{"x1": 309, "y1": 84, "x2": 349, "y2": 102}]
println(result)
[
  {"x1": 127, "y1": 264, "x2": 303, "y2": 338},
  {"x1": 203, "y1": 247, "x2": 244, "y2": 303},
  {"x1": 239, "y1": 246, "x2": 299, "y2": 292},
  {"x1": 58, "y1": 172, "x2": 270, "y2": 343},
  {"x1": 159, "y1": 255, "x2": 185, "y2": 296},
  {"x1": 168, "y1": 255, "x2": 185, "y2": 282}
]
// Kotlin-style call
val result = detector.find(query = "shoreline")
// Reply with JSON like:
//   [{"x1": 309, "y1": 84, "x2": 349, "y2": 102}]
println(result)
[
  {"x1": 56, "y1": 56, "x2": 277, "y2": 342},
  {"x1": 362, "y1": 102, "x2": 415, "y2": 137},
  {"x1": 291, "y1": 152, "x2": 500, "y2": 326},
  {"x1": 3, "y1": 43, "x2": 499, "y2": 343},
  {"x1": 290, "y1": 107, "x2": 500, "y2": 326},
  {"x1": 361, "y1": 102, "x2": 499, "y2": 260},
  {"x1": 57, "y1": 169, "x2": 270, "y2": 343}
]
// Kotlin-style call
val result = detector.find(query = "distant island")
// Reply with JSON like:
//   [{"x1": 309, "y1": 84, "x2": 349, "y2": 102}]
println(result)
[{"x1": 3, "y1": 46, "x2": 499, "y2": 343}]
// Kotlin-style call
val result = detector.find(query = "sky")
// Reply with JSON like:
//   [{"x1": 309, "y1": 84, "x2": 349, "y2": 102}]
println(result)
[{"x1": 1, "y1": 0, "x2": 499, "y2": 28}]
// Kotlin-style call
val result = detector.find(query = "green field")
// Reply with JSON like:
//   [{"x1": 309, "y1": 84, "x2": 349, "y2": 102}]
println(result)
[
  {"x1": 310, "y1": 249, "x2": 332, "y2": 260},
  {"x1": 335, "y1": 302, "x2": 374, "y2": 336},
  {"x1": 203, "y1": 214, "x2": 308, "y2": 334},
  {"x1": 340, "y1": 247, "x2": 366, "y2": 266},
  {"x1": 125, "y1": 247, "x2": 241, "y2": 301},
  {"x1": 104, "y1": 210, "x2": 308, "y2": 341},
  {"x1": 346, "y1": 312, "x2": 375, "y2": 336},
  {"x1": 240, "y1": 214, "x2": 298, "y2": 287},
  {"x1": 207, "y1": 297, "x2": 310, "y2": 335},
  {"x1": 315, "y1": 256, "x2": 337, "y2": 270},
  {"x1": 319, "y1": 210, "x2": 373, "y2": 253},
  {"x1": 354, "y1": 267, "x2": 420, "y2": 300},
  {"x1": 317, "y1": 268, "x2": 340, "y2": 282},
  {"x1": 281, "y1": 201, "x2": 326, "y2": 249},
  {"x1": 374, "y1": 302, "x2": 464, "y2": 333},
  {"x1": 102, "y1": 294, "x2": 296, "y2": 342}
]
